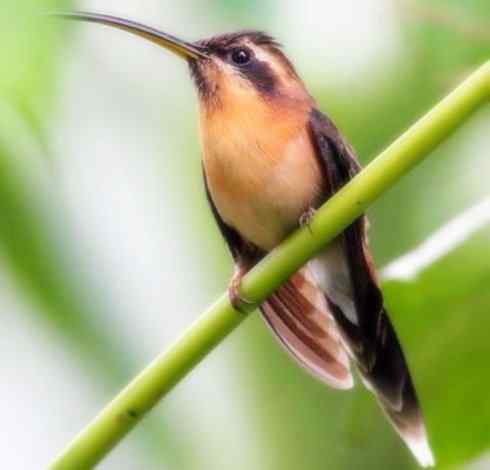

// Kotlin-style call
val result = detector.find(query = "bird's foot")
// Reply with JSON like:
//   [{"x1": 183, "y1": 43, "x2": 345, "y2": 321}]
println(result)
[
  {"x1": 299, "y1": 207, "x2": 317, "y2": 233},
  {"x1": 228, "y1": 265, "x2": 254, "y2": 313}
]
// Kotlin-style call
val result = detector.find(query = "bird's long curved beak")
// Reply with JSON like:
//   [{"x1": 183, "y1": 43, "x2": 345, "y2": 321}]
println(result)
[{"x1": 54, "y1": 11, "x2": 208, "y2": 60}]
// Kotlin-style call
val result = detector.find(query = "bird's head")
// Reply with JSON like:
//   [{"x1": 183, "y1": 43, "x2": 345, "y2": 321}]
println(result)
[{"x1": 190, "y1": 31, "x2": 311, "y2": 110}]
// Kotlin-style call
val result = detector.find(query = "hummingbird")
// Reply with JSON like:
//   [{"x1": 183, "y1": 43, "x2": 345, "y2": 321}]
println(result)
[{"x1": 57, "y1": 12, "x2": 434, "y2": 467}]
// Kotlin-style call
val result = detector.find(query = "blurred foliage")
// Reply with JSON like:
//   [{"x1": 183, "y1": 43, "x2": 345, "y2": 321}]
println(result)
[
  {"x1": 0, "y1": 0, "x2": 70, "y2": 134},
  {"x1": 314, "y1": 0, "x2": 490, "y2": 262},
  {"x1": 0, "y1": 1, "x2": 188, "y2": 468},
  {"x1": 385, "y1": 226, "x2": 490, "y2": 468},
  {"x1": 1, "y1": 0, "x2": 489, "y2": 469},
  {"x1": 0, "y1": 0, "x2": 127, "y2": 387}
]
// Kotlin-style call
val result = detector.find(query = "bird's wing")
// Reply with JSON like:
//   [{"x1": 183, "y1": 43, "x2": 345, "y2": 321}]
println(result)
[
  {"x1": 308, "y1": 108, "x2": 434, "y2": 467},
  {"x1": 260, "y1": 267, "x2": 353, "y2": 389}
]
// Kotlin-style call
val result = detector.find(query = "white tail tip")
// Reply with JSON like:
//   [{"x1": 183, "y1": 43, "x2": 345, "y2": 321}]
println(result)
[{"x1": 404, "y1": 433, "x2": 435, "y2": 467}]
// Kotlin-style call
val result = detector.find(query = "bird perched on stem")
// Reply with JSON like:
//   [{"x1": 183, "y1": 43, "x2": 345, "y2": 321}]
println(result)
[{"x1": 56, "y1": 12, "x2": 435, "y2": 467}]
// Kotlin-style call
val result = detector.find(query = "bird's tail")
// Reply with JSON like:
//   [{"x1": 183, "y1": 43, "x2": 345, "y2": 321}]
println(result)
[
  {"x1": 309, "y1": 226, "x2": 434, "y2": 467},
  {"x1": 357, "y1": 309, "x2": 434, "y2": 467}
]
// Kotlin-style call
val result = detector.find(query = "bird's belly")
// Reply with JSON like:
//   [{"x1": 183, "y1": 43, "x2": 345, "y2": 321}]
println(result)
[
  {"x1": 205, "y1": 130, "x2": 323, "y2": 251},
  {"x1": 214, "y1": 185, "x2": 298, "y2": 251}
]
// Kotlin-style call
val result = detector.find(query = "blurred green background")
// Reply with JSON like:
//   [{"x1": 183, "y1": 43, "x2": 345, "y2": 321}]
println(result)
[{"x1": 1, "y1": 1, "x2": 489, "y2": 469}]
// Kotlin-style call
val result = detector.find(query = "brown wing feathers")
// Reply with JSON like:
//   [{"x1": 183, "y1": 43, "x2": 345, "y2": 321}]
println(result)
[{"x1": 261, "y1": 268, "x2": 353, "y2": 390}]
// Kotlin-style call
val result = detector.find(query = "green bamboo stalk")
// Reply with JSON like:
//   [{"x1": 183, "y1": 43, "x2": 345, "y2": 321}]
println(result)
[{"x1": 50, "y1": 61, "x2": 490, "y2": 470}]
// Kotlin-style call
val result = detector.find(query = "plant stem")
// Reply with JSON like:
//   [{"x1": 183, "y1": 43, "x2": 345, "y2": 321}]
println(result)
[{"x1": 50, "y1": 61, "x2": 490, "y2": 470}]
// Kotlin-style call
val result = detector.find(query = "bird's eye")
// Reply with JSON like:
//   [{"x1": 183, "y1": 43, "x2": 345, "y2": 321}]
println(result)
[{"x1": 230, "y1": 48, "x2": 251, "y2": 65}]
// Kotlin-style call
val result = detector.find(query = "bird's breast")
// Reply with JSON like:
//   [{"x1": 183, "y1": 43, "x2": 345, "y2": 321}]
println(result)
[{"x1": 201, "y1": 104, "x2": 324, "y2": 251}]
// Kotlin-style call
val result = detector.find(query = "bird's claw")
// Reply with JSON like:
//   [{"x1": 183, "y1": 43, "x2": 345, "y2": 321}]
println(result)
[
  {"x1": 229, "y1": 267, "x2": 253, "y2": 313},
  {"x1": 299, "y1": 207, "x2": 317, "y2": 233}
]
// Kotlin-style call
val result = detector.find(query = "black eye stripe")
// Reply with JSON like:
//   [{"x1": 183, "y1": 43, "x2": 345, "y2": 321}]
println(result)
[{"x1": 240, "y1": 59, "x2": 277, "y2": 95}]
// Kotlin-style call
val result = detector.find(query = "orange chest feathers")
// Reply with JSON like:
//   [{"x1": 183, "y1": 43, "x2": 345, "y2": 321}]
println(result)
[{"x1": 200, "y1": 98, "x2": 324, "y2": 251}]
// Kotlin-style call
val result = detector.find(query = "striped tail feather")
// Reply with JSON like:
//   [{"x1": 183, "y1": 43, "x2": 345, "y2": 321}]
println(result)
[{"x1": 260, "y1": 267, "x2": 353, "y2": 390}]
